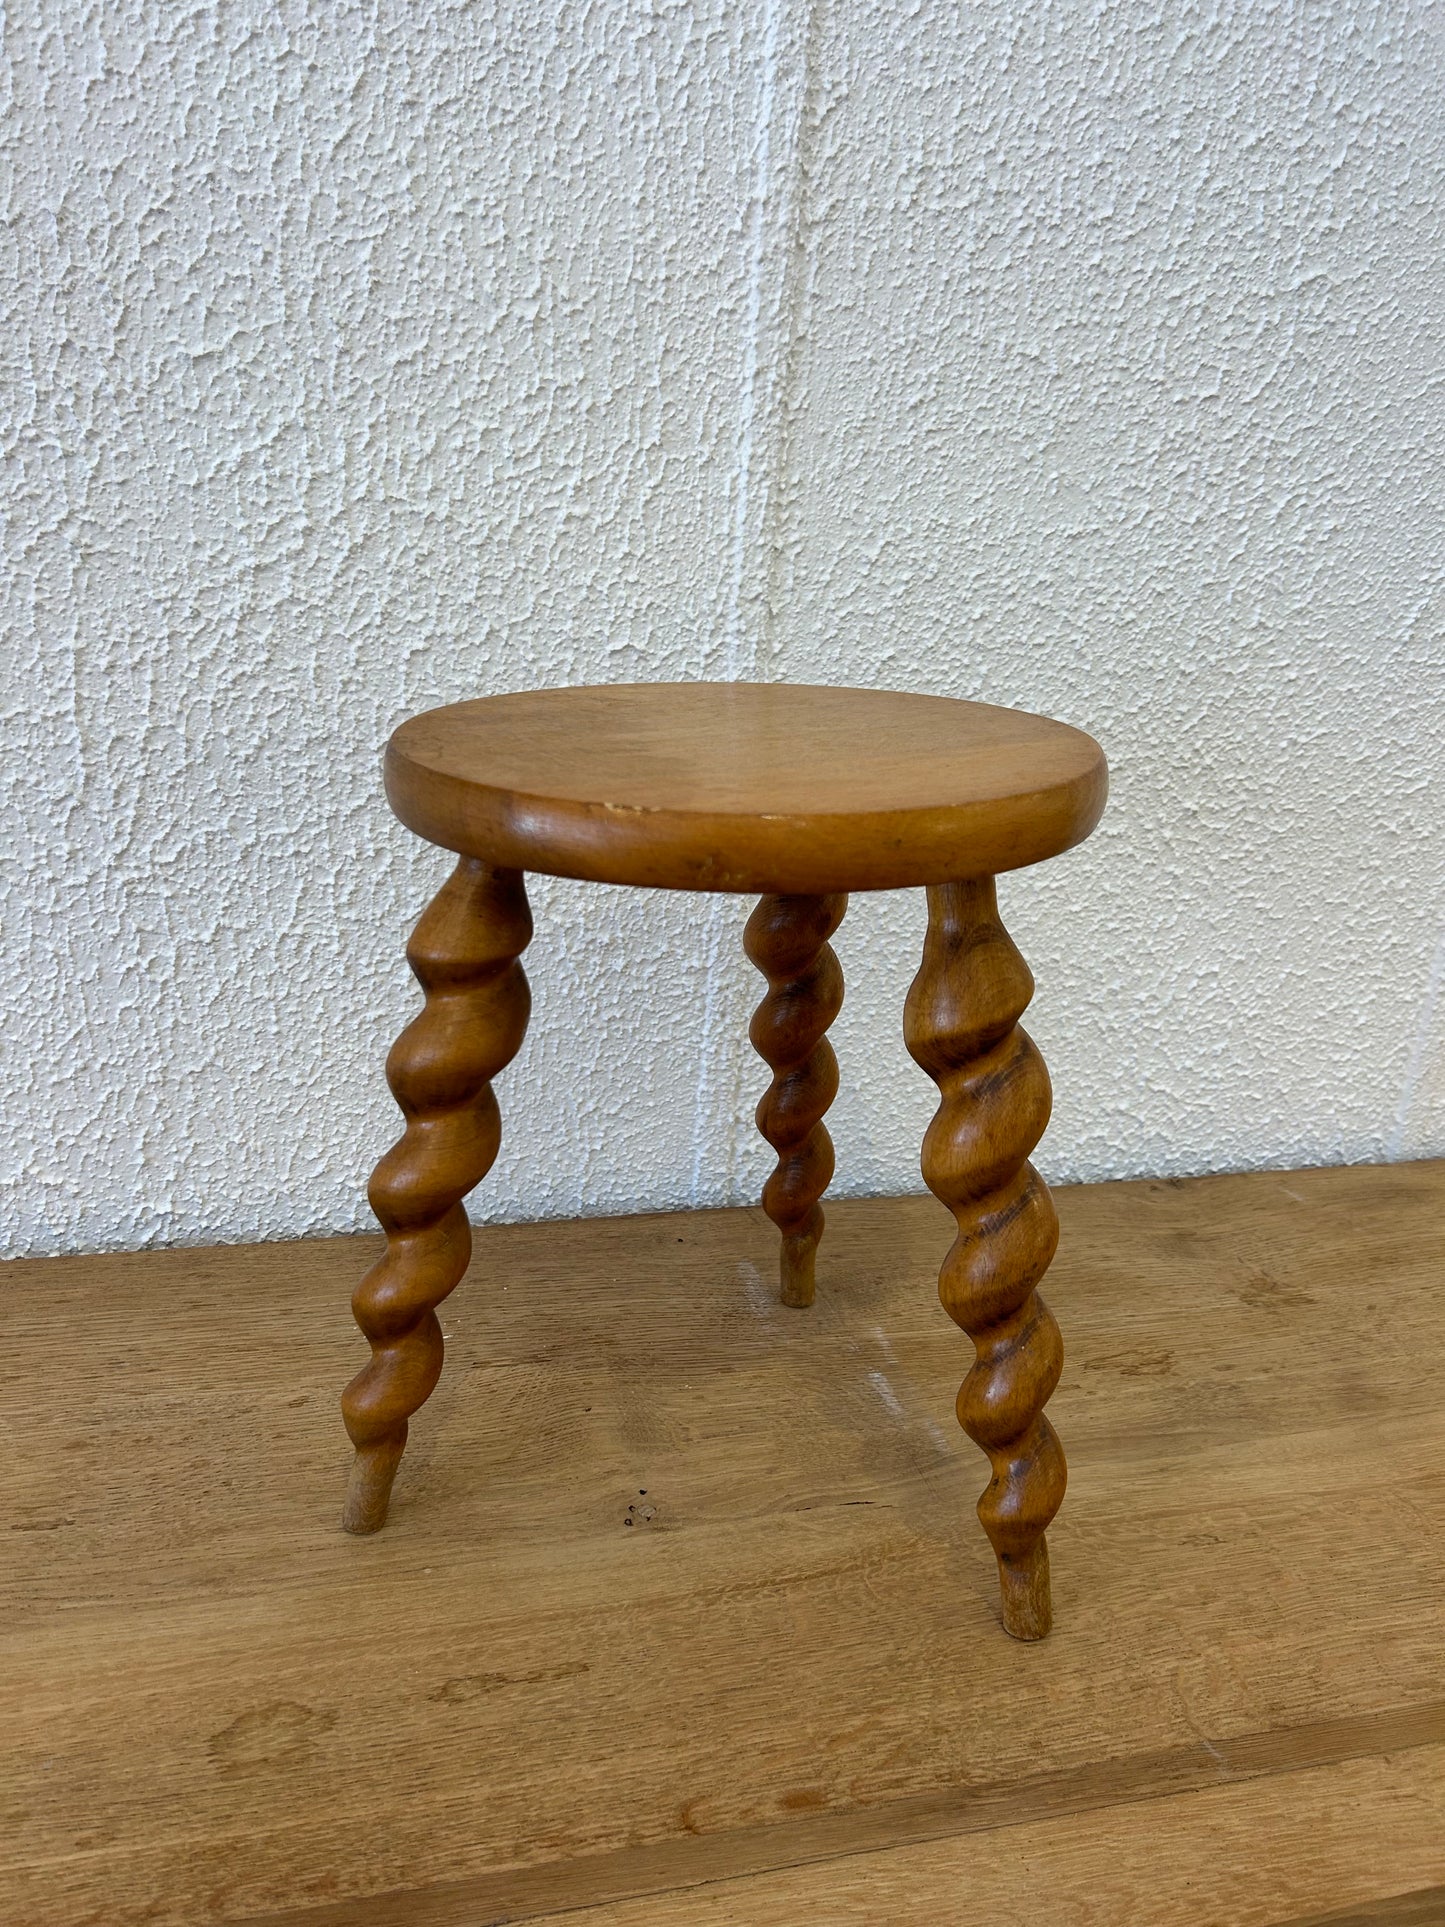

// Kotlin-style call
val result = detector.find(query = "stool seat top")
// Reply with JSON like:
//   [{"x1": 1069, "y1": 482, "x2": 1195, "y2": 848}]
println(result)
[{"x1": 385, "y1": 682, "x2": 1106, "y2": 894}]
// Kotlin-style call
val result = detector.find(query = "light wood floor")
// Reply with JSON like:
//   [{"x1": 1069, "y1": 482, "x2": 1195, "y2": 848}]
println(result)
[{"x1": 5, "y1": 1162, "x2": 1445, "y2": 1926}]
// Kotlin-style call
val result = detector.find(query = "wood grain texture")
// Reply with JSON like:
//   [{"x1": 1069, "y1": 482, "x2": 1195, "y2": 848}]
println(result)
[
  {"x1": 545, "y1": 1748, "x2": 1445, "y2": 1926},
  {"x1": 4, "y1": 1160, "x2": 1443, "y2": 1926},
  {"x1": 228, "y1": 1703, "x2": 1445, "y2": 1927},
  {"x1": 744, "y1": 892, "x2": 847, "y2": 1307},
  {"x1": 904, "y1": 878, "x2": 1066, "y2": 1638},
  {"x1": 1279, "y1": 1890, "x2": 1445, "y2": 1927},
  {"x1": 384, "y1": 683, "x2": 1107, "y2": 891},
  {"x1": 341, "y1": 859, "x2": 531, "y2": 1533}
]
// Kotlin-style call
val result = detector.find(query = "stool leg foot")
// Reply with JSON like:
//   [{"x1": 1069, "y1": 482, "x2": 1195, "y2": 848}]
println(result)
[
  {"x1": 904, "y1": 879, "x2": 1066, "y2": 1639},
  {"x1": 343, "y1": 1434, "x2": 408, "y2": 1536},
  {"x1": 340, "y1": 859, "x2": 532, "y2": 1534},
  {"x1": 744, "y1": 894, "x2": 847, "y2": 1308}
]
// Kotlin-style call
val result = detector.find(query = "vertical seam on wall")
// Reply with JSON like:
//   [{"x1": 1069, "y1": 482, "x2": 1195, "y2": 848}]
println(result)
[
  {"x1": 689, "y1": 0, "x2": 820, "y2": 1208},
  {"x1": 757, "y1": 0, "x2": 825, "y2": 682},
  {"x1": 721, "y1": 0, "x2": 783, "y2": 685}
]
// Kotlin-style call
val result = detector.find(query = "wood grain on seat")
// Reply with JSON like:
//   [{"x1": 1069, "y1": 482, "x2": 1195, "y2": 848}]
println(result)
[{"x1": 384, "y1": 682, "x2": 1107, "y2": 892}]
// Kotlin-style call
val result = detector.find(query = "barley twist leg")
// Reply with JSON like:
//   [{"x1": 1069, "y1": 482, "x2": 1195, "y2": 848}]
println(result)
[
  {"x1": 341, "y1": 859, "x2": 532, "y2": 1534},
  {"x1": 744, "y1": 893, "x2": 847, "y2": 1307},
  {"x1": 903, "y1": 878, "x2": 1066, "y2": 1639}
]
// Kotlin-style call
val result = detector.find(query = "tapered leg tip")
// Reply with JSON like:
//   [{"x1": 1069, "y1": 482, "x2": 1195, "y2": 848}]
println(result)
[
  {"x1": 997, "y1": 1540, "x2": 1053, "y2": 1641},
  {"x1": 779, "y1": 1235, "x2": 817, "y2": 1309},
  {"x1": 341, "y1": 1502, "x2": 387, "y2": 1536},
  {"x1": 342, "y1": 1440, "x2": 403, "y2": 1535}
]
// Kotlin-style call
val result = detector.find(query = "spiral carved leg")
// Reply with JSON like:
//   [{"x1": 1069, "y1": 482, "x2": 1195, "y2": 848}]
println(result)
[
  {"x1": 744, "y1": 893, "x2": 847, "y2": 1307},
  {"x1": 341, "y1": 859, "x2": 532, "y2": 1534},
  {"x1": 904, "y1": 879, "x2": 1066, "y2": 1640}
]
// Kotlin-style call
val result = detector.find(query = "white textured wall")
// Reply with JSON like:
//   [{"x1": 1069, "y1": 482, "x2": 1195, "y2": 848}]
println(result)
[{"x1": 3, "y1": 0, "x2": 1442, "y2": 1260}]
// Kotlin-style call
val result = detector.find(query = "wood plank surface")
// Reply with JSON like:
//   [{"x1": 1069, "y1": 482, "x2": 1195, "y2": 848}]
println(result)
[
  {"x1": 3, "y1": 1160, "x2": 1443, "y2": 1926},
  {"x1": 545, "y1": 1748, "x2": 1445, "y2": 1926},
  {"x1": 1283, "y1": 1890, "x2": 1445, "y2": 1927}
]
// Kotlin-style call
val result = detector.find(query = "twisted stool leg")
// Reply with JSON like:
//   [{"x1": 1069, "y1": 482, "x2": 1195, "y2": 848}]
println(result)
[
  {"x1": 341, "y1": 859, "x2": 532, "y2": 1534},
  {"x1": 904, "y1": 879, "x2": 1065, "y2": 1640},
  {"x1": 744, "y1": 893, "x2": 847, "y2": 1308}
]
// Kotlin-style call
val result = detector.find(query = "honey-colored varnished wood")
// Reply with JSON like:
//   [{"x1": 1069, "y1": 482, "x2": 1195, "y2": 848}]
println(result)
[
  {"x1": 744, "y1": 893, "x2": 847, "y2": 1307},
  {"x1": 904, "y1": 878, "x2": 1066, "y2": 1639},
  {"x1": 342, "y1": 859, "x2": 531, "y2": 1533},
  {"x1": 359, "y1": 680, "x2": 1106, "y2": 1584},
  {"x1": 3, "y1": 1162, "x2": 1445, "y2": 1923},
  {"x1": 384, "y1": 683, "x2": 1107, "y2": 892}
]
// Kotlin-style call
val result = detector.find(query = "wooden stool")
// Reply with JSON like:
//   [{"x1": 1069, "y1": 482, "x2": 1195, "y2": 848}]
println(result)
[{"x1": 340, "y1": 683, "x2": 1107, "y2": 1640}]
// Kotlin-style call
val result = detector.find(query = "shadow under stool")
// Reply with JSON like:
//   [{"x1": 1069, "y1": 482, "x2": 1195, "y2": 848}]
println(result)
[{"x1": 339, "y1": 681, "x2": 1107, "y2": 1641}]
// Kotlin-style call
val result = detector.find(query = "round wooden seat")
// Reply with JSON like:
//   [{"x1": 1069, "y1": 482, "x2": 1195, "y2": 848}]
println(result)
[{"x1": 385, "y1": 682, "x2": 1107, "y2": 894}]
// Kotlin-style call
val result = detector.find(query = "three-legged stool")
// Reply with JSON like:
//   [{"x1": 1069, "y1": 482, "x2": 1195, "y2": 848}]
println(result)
[{"x1": 340, "y1": 682, "x2": 1107, "y2": 1639}]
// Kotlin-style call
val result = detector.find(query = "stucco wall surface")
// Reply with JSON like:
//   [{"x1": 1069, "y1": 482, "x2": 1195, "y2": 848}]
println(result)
[{"x1": 3, "y1": 0, "x2": 1442, "y2": 1259}]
